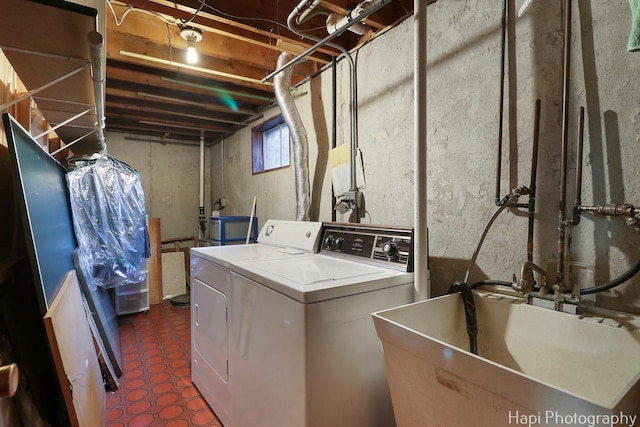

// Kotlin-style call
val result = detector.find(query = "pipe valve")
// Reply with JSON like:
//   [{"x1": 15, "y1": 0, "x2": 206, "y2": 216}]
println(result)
[
  {"x1": 497, "y1": 185, "x2": 530, "y2": 206},
  {"x1": 579, "y1": 203, "x2": 640, "y2": 232}
]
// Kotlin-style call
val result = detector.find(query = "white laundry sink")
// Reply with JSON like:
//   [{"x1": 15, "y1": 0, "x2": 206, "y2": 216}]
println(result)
[{"x1": 372, "y1": 291, "x2": 640, "y2": 427}]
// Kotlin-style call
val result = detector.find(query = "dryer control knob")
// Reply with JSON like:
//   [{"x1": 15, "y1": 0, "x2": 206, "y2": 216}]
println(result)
[
  {"x1": 324, "y1": 236, "x2": 335, "y2": 249},
  {"x1": 382, "y1": 241, "x2": 399, "y2": 258}
]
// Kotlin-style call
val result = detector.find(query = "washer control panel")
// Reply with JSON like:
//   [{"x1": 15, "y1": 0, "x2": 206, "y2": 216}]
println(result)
[{"x1": 320, "y1": 222, "x2": 414, "y2": 271}]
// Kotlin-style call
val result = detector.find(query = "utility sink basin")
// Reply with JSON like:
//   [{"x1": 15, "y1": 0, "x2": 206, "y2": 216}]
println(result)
[{"x1": 373, "y1": 292, "x2": 640, "y2": 427}]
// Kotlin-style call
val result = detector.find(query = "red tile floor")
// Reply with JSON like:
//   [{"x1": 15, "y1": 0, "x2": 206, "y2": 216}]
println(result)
[{"x1": 106, "y1": 302, "x2": 222, "y2": 427}]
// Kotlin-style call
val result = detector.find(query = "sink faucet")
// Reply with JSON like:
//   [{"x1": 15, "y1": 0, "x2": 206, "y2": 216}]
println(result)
[{"x1": 518, "y1": 261, "x2": 548, "y2": 294}]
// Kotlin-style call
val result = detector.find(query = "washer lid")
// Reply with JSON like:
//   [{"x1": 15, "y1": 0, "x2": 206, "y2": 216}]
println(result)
[
  {"x1": 245, "y1": 254, "x2": 383, "y2": 285},
  {"x1": 234, "y1": 254, "x2": 413, "y2": 303},
  {"x1": 191, "y1": 244, "x2": 306, "y2": 268}
]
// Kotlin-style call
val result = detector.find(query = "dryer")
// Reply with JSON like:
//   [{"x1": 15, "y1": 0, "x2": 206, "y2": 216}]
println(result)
[
  {"x1": 191, "y1": 221, "x2": 415, "y2": 427},
  {"x1": 190, "y1": 219, "x2": 322, "y2": 425}
]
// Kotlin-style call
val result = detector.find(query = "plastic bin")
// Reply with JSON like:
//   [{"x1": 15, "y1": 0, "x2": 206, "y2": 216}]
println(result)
[{"x1": 209, "y1": 216, "x2": 258, "y2": 245}]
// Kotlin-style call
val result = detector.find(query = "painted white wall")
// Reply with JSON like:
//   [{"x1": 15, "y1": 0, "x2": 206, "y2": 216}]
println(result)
[{"x1": 107, "y1": 0, "x2": 640, "y2": 313}]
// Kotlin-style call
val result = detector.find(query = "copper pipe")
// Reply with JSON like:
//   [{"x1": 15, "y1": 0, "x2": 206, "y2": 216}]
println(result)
[
  {"x1": 570, "y1": 106, "x2": 585, "y2": 225},
  {"x1": 527, "y1": 99, "x2": 541, "y2": 262},
  {"x1": 495, "y1": 0, "x2": 508, "y2": 205},
  {"x1": 556, "y1": 0, "x2": 572, "y2": 287}
]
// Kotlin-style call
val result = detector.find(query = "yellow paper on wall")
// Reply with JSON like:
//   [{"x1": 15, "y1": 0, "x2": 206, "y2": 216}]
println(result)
[{"x1": 329, "y1": 144, "x2": 365, "y2": 197}]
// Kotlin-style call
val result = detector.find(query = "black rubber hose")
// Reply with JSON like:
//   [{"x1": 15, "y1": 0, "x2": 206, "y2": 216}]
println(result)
[
  {"x1": 447, "y1": 281, "x2": 478, "y2": 355},
  {"x1": 470, "y1": 280, "x2": 513, "y2": 290},
  {"x1": 580, "y1": 255, "x2": 640, "y2": 295}
]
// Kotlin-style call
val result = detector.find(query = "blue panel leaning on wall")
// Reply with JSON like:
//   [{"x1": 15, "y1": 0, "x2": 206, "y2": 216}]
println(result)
[
  {"x1": 3, "y1": 112, "x2": 124, "y2": 380},
  {"x1": 3, "y1": 113, "x2": 76, "y2": 312}
]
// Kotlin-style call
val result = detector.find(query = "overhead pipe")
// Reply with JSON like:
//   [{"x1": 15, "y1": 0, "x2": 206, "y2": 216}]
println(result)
[
  {"x1": 88, "y1": 31, "x2": 106, "y2": 154},
  {"x1": 285, "y1": 2, "x2": 358, "y2": 194},
  {"x1": 294, "y1": 0, "x2": 322, "y2": 24},
  {"x1": 263, "y1": 0, "x2": 391, "y2": 82},
  {"x1": 274, "y1": 52, "x2": 311, "y2": 221},
  {"x1": 284, "y1": 0, "x2": 392, "y2": 220}
]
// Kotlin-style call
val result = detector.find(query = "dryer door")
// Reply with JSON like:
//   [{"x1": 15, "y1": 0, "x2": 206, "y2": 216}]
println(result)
[
  {"x1": 191, "y1": 257, "x2": 232, "y2": 426},
  {"x1": 193, "y1": 278, "x2": 228, "y2": 381}
]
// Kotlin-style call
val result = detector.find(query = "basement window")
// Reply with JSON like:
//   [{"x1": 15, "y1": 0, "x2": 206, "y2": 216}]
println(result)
[{"x1": 252, "y1": 116, "x2": 290, "y2": 174}]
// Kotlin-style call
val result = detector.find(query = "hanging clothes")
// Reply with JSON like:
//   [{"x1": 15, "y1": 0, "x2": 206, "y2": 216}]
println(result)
[{"x1": 66, "y1": 154, "x2": 150, "y2": 289}]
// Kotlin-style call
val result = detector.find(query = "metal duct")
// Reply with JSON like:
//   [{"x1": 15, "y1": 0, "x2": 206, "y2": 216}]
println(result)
[{"x1": 274, "y1": 52, "x2": 311, "y2": 221}]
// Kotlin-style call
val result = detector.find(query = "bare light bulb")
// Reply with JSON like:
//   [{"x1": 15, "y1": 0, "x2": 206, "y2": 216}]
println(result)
[
  {"x1": 186, "y1": 39, "x2": 198, "y2": 64},
  {"x1": 180, "y1": 27, "x2": 203, "y2": 64}
]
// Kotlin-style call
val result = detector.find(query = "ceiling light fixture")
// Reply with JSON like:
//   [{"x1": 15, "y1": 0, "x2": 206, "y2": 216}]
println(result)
[{"x1": 180, "y1": 26, "x2": 203, "y2": 64}]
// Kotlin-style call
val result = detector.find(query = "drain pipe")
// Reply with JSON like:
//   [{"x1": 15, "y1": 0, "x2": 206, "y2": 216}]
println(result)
[
  {"x1": 274, "y1": 52, "x2": 311, "y2": 221},
  {"x1": 414, "y1": 0, "x2": 429, "y2": 300},
  {"x1": 88, "y1": 31, "x2": 106, "y2": 154},
  {"x1": 198, "y1": 130, "x2": 206, "y2": 237}
]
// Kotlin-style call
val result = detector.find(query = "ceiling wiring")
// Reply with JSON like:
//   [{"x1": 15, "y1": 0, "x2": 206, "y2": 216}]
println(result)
[
  {"x1": 107, "y1": 0, "x2": 177, "y2": 26},
  {"x1": 181, "y1": 0, "x2": 206, "y2": 26},
  {"x1": 202, "y1": 3, "x2": 291, "y2": 33}
]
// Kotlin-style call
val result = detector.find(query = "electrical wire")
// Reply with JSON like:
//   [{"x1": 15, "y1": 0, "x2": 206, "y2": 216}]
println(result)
[
  {"x1": 108, "y1": 0, "x2": 327, "y2": 41},
  {"x1": 106, "y1": 0, "x2": 176, "y2": 26},
  {"x1": 181, "y1": 0, "x2": 206, "y2": 26},
  {"x1": 202, "y1": 3, "x2": 291, "y2": 33}
]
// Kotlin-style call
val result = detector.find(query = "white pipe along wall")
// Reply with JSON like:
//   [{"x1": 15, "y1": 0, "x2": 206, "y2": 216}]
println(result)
[{"x1": 414, "y1": 0, "x2": 429, "y2": 300}]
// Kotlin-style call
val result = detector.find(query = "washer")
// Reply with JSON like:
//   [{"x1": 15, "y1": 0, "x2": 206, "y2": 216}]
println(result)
[{"x1": 190, "y1": 221, "x2": 415, "y2": 427}]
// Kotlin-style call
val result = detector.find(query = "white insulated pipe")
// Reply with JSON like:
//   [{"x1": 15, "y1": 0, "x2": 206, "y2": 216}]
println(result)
[
  {"x1": 88, "y1": 31, "x2": 106, "y2": 153},
  {"x1": 294, "y1": 0, "x2": 322, "y2": 24},
  {"x1": 220, "y1": 138, "x2": 225, "y2": 201},
  {"x1": 200, "y1": 130, "x2": 205, "y2": 208},
  {"x1": 414, "y1": 0, "x2": 429, "y2": 300}
]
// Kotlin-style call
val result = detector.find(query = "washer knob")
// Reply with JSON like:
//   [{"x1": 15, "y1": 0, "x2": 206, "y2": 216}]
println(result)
[{"x1": 335, "y1": 237, "x2": 345, "y2": 250}]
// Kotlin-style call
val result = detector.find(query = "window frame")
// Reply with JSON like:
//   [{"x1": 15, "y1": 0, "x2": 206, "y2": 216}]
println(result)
[{"x1": 251, "y1": 115, "x2": 291, "y2": 174}]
